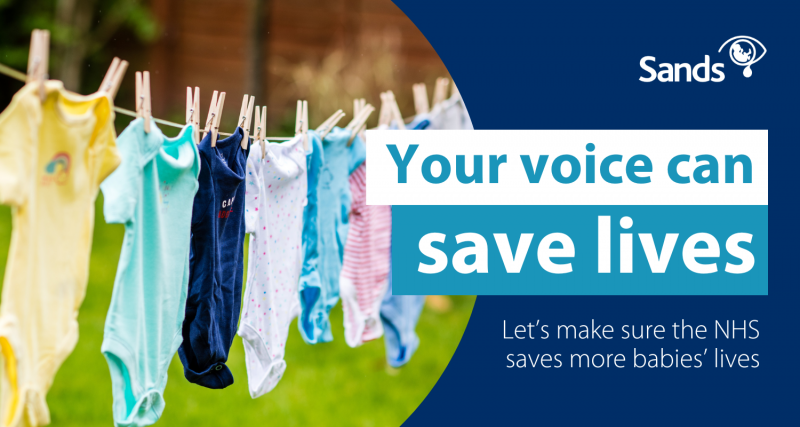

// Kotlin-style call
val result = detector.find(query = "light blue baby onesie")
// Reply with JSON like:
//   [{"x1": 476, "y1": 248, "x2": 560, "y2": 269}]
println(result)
[
  {"x1": 298, "y1": 128, "x2": 365, "y2": 343},
  {"x1": 101, "y1": 120, "x2": 199, "y2": 426},
  {"x1": 381, "y1": 231, "x2": 426, "y2": 368},
  {"x1": 298, "y1": 131, "x2": 324, "y2": 343},
  {"x1": 378, "y1": 123, "x2": 428, "y2": 367}
]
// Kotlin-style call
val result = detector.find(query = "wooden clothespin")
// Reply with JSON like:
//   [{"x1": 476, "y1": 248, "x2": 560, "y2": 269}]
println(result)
[
  {"x1": 186, "y1": 87, "x2": 200, "y2": 143},
  {"x1": 134, "y1": 71, "x2": 152, "y2": 133},
  {"x1": 436, "y1": 77, "x2": 448, "y2": 105},
  {"x1": 295, "y1": 100, "x2": 303, "y2": 137},
  {"x1": 413, "y1": 83, "x2": 429, "y2": 115},
  {"x1": 254, "y1": 106, "x2": 267, "y2": 159},
  {"x1": 358, "y1": 99, "x2": 367, "y2": 118},
  {"x1": 346, "y1": 102, "x2": 374, "y2": 140},
  {"x1": 356, "y1": 122, "x2": 368, "y2": 139},
  {"x1": 213, "y1": 92, "x2": 226, "y2": 147},
  {"x1": 204, "y1": 91, "x2": 225, "y2": 147},
  {"x1": 415, "y1": 84, "x2": 421, "y2": 114},
  {"x1": 378, "y1": 92, "x2": 391, "y2": 127},
  {"x1": 302, "y1": 100, "x2": 309, "y2": 151},
  {"x1": 451, "y1": 82, "x2": 460, "y2": 98},
  {"x1": 386, "y1": 91, "x2": 404, "y2": 129},
  {"x1": 345, "y1": 107, "x2": 361, "y2": 131},
  {"x1": 432, "y1": 77, "x2": 450, "y2": 107},
  {"x1": 27, "y1": 29, "x2": 50, "y2": 101},
  {"x1": 252, "y1": 106, "x2": 261, "y2": 151},
  {"x1": 100, "y1": 58, "x2": 119, "y2": 93},
  {"x1": 316, "y1": 109, "x2": 343, "y2": 132},
  {"x1": 144, "y1": 72, "x2": 152, "y2": 134},
  {"x1": 346, "y1": 103, "x2": 374, "y2": 146},
  {"x1": 352, "y1": 98, "x2": 368, "y2": 120},
  {"x1": 135, "y1": 73, "x2": 141, "y2": 118},
  {"x1": 99, "y1": 57, "x2": 129, "y2": 100},
  {"x1": 204, "y1": 91, "x2": 218, "y2": 142},
  {"x1": 384, "y1": 91, "x2": 396, "y2": 127},
  {"x1": 316, "y1": 109, "x2": 339, "y2": 133},
  {"x1": 238, "y1": 95, "x2": 255, "y2": 149},
  {"x1": 317, "y1": 109, "x2": 345, "y2": 141},
  {"x1": 294, "y1": 100, "x2": 310, "y2": 150},
  {"x1": 355, "y1": 97, "x2": 367, "y2": 137}
]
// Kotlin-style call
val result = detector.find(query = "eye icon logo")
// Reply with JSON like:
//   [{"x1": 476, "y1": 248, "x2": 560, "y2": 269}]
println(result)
[{"x1": 718, "y1": 36, "x2": 766, "y2": 78}]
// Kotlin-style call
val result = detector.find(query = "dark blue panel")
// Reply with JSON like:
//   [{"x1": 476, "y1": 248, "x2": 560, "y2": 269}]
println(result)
[{"x1": 391, "y1": 1, "x2": 798, "y2": 425}]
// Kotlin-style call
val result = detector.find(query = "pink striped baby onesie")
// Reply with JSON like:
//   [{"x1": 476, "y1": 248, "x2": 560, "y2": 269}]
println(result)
[{"x1": 340, "y1": 162, "x2": 392, "y2": 347}]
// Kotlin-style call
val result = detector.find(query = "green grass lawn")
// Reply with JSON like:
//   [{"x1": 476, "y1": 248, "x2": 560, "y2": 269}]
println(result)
[{"x1": 0, "y1": 198, "x2": 474, "y2": 427}]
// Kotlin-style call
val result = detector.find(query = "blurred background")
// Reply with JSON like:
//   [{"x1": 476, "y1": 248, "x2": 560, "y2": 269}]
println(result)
[
  {"x1": 0, "y1": 0, "x2": 452, "y2": 135},
  {"x1": 0, "y1": 1, "x2": 474, "y2": 426}
]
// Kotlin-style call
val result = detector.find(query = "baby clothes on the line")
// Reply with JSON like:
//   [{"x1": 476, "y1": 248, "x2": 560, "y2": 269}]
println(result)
[
  {"x1": 238, "y1": 136, "x2": 306, "y2": 398},
  {"x1": 340, "y1": 163, "x2": 392, "y2": 347},
  {"x1": 298, "y1": 128, "x2": 365, "y2": 344},
  {"x1": 298, "y1": 131, "x2": 324, "y2": 342},
  {"x1": 101, "y1": 120, "x2": 199, "y2": 426},
  {"x1": 429, "y1": 92, "x2": 473, "y2": 130},
  {"x1": 178, "y1": 127, "x2": 249, "y2": 389},
  {"x1": 0, "y1": 81, "x2": 120, "y2": 427},
  {"x1": 380, "y1": 235, "x2": 426, "y2": 368}
]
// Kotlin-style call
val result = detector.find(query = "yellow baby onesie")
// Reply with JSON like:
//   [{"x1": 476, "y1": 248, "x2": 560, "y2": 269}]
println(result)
[{"x1": 0, "y1": 81, "x2": 120, "y2": 427}]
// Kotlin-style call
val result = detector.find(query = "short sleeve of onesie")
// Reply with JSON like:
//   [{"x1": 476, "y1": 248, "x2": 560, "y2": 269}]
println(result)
[
  {"x1": 244, "y1": 144, "x2": 263, "y2": 234},
  {"x1": 93, "y1": 100, "x2": 122, "y2": 187},
  {"x1": 0, "y1": 87, "x2": 37, "y2": 207},
  {"x1": 190, "y1": 157, "x2": 212, "y2": 226},
  {"x1": 100, "y1": 121, "x2": 144, "y2": 224}
]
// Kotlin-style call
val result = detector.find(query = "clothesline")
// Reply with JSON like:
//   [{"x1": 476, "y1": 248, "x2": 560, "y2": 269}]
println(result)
[{"x1": 0, "y1": 61, "x2": 294, "y2": 140}]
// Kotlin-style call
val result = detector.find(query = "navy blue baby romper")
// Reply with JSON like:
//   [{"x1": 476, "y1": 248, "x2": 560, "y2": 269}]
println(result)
[{"x1": 179, "y1": 128, "x2": 249, "y2": 388}]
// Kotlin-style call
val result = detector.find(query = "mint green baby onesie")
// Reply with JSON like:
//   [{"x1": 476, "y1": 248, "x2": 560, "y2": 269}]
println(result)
[{"x1": 100, "y1": 119, "x2": 199, "y2": 427}]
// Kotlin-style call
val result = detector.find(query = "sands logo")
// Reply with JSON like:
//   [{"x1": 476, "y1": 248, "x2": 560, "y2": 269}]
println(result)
[
  {"x1": 41, "y1": 152, "x2": 71, "y2": 185},
  {"x1": 639, "y1": 36, "x2": 766, "y2": 82}
]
